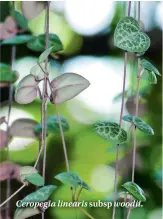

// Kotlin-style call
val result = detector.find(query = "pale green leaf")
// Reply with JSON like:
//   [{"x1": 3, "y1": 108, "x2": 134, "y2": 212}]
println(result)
[
  {"x1": 20, "y1": 166, "x2": 38, "y2": 181},
  {"x1": 30, "y1": 62, "x2": 50, "y2": 80},
  {"x1": 93, "y1": 122, "x2": 127, "y2": 144},
  {"x1": 50, "y1": 73, "x2": 90, "y2": 104},
  {"x1": 114, "y1": 16, "x2": 150, "y2": 53},
  {"x1": 25, "y1": 173, "x2": 44, "y2": 186},
  {"x1": 122, "y1": 181, "x2": 146, "y2": 202},
  {"x1": 122, "y1": 115, "x2": 154, "y2": 135},
  {"x1": 38, "y1": 46, "x2": 54, "y2": 63}
]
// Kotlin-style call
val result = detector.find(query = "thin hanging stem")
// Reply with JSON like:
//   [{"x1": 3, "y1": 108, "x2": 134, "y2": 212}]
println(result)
[
  {"x1": 131, "y1": 1, "x2": 141, "y2": 183},
  {"x1": 112, "y1": 3, "x2": 131, "y2": 219},
  {"x1": 47, "y1": 78, "x2": 70, "y2": 172},
  {"x1": 0, "y1": 184, "x2": 26, "y2": 208},
  {"x1": 5, "y1": 45, "x2": 16, "y2": 219},
  {"x1": 126, "y1": 208, "x2": 131, "y2": 219}
]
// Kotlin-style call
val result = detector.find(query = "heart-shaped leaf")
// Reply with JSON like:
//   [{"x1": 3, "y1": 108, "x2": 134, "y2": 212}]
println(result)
[
  {"x1": 21, "y1": 1, "x2": 46, "y2": 20},
  {"x1": 50, "y1": 73, "x2": 90, "y2": 104},
  {"x1": 34, "y1": 115, "x2": 69, "y2": 134},
  {"x1": 30, "y1": 62, "x2": 50, "y2": 80},
  {"x1": 0, "y1": 162, "x2": 20, "y2": 181},
  {"x1": 15, "y1": 74, "x2": 38, "y2": 104},
  {"x1": 0, "y1": 63, "x2": 18, "y2": 83},
  {"x1": 1, "y1": 35, "x2": 34, "y2": 45},
  {"x1": 114, "y1": 16, "x2": 150, "y2": 53},
  {"x1": 11, "y1": 10, "x2": 28, "y2": 30},
  {"x1": 27, "y1": 34, "x2": 63, "y2": 53},
  {"x1": 122, "y1": 115, "x2": 154, "y2": 135},
  {"x1": 55, "y1": 172, "x2": 91, "y2": 190},
  {"x1": 10, "y1": 118, "x2": 39, "y2": 139},
  {"x1": 93, "y1": 122, "x2": 127, "y2": 144},
  {"x1": 140, "y1": 59, "x2": 161, "y2": 76},
  {"x1": 122, "y1": 181, "x2": 146, "y2": 202},
  {"x1": 25, "y1": 173, "x2": 44, "y2": 186},
  {"x1": 20, "y1": 185, "x2": 57, "y2": 204},
  {"x1": 14, "y1": 207, "x2": 40, "y2": 219},
  {"x1": 0, "y1": 129, "x2": 10, "y2": 149},
  {"x1": 20, "y1": 166, "x2": 38, "y2": 181},
  {"x1": 38, "y1": 47, "x2": 55, "y2": 63}
]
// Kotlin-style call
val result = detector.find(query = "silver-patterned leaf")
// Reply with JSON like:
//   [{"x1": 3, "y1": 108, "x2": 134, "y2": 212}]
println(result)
[
  {"x1": 20, "y1": 185, "x2": 57, "y2": 204},
  {"x1": 93, "y1": 122, "x2": 127, "y2": 144},
  {"x1": 55, "y1": 172, "x2": 91, "y2": 190},
  {"x1": 114, "y1": 16, "x2": 150, "y2": 53},
  {"x1": 122, "y1": 115, "x2": 154, "y2": 135},
  {"x1": 10, "y1": 118, "x2": 39, "y2": 138},
  {"x1": 50, "y1": 73, "x2": 90, "y2": 104}
]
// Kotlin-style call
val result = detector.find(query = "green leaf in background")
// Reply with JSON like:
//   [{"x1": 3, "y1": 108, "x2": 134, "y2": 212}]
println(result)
[
  {"x1": 38, "y1": 46, "x2": 55, "y2": 63},
  {"x1": 148, "y1": 70, "x2": 157, "y2": 84},
  {"x1": 30, "y1": 62, "x2": 50, "y2": 80},
  {"x1": 34, "y1": 115, "x2": 69, "y2": 134},
  {"x1": 27, "y1": 34, "x2": 63, "y2": 52},
  {"x1": 55, "y1": 172, "x2": 91, "y2": 190},
  {"x1": 122, "y1": 181, "x2": 146, "y2": 202},
  {"x1": 20, "y1": 166, "x2": 38, "y2": 181},
  {"x1": 0, "y1": 63, "x2": 18, "y2": 83},
  {"x1": 14, "y1": 208, "x2": 40, "y2": 219},
  {"x1": 93, "y1": 122, "x2": 127, "y2": 144},
  {"x1": 25, "y1": 173, "x2": 44, "y2": 186},
  {"x1": 140, "y1": 59, "x2": 161, "y2": 76},
  {"x1": 114, "y1": 16, "x2": 150, "y2": 53},
  {"x1": 20, "y1": 185, "x2": 57, "y2": 204},
  {"x1": 122, "y1": 115, "x2": 154, "y2": 135},
  {"x1": 11, "y1": 10, "x2": 28, "y2": 30},
  {"x1": 1, "y1": 35, "x2": 34, "y2": 45}
]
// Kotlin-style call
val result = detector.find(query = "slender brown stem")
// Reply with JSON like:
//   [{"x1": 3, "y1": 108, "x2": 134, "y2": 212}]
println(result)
[
  {"x1": 47, "y1": 78, "x2": 70, "y2": 172},
  {"x1": 112, "y1": 3, "x2": 131, "y2": 219},
  {"x1": 5, "y1": 45, "x2": 16, "y2": 219},
  {"x1": 126, "y1": 208, "x2": 131, "y2": 219}
]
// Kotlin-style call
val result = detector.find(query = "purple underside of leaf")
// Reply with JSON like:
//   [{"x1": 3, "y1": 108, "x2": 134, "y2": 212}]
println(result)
[{"x1": 51, "y1": 84, "x2": 89, "y2": 104}]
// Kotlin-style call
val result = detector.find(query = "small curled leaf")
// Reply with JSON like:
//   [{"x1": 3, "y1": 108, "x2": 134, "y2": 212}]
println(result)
[
  {"x1": 10, "y1": 118, "x2": 39, "y2": 139},
  {"x1": 15, "y1": 74, "x2": 38, "y2": 104},
  {"x1": 93, "y1": 122, "x2": 127, "y2": 144},
  {"x1": 30, "y1": 62, "x2": 50, "y2": 80},
  {"x1": 0, "y1": 162, "x2": 20, "y2": 181},
  {"x1": 14, "y1": 207, "x2": 40, "y2": 219},
  {"x1": 122, "y1": 115, "x2": 154, "y2": 135},
  {"x1": 140, "y1": 59, "x2": 161, "y2": 76},
  {"x1": 50, "y1": 73, "x2": 90, "y2": 104},
  {"x1": 122, "y1": 181, "x2": 146, "y2": 202}
]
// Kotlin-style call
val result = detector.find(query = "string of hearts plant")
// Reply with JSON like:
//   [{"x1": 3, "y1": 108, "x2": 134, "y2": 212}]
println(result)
[
  {"x1": 0, "y1": 2, "x2": 93, "y2": 219},
  {"x1": 94, "y1": 1, "x2": 161, "y2": 219}
]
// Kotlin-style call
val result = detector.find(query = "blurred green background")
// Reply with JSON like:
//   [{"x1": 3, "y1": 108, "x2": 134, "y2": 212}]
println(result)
[{"x1": 0, "y1": 1, "x2": 162, "y2": 219}]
